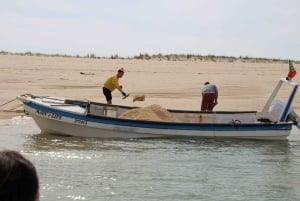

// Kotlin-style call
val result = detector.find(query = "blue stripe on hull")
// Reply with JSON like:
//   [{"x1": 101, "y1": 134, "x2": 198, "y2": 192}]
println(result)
[{"x1": 25, "y1": 102, "x2": 292, "y2": 132}]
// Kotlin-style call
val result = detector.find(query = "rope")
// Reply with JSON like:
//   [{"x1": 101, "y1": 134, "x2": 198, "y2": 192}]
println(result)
[{"x1": 0, "y1": 98, "x2": 17, "y2": 107}]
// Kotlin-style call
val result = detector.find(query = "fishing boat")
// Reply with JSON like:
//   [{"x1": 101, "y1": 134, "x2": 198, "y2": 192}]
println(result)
[{"x1": 17, "y1": 78, "x2": 299, "y2": 140}]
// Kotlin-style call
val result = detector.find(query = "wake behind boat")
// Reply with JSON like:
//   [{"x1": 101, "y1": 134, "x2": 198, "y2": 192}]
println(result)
[{"x1": 17, "y1": 78, "x2": 299, "y2": 140}]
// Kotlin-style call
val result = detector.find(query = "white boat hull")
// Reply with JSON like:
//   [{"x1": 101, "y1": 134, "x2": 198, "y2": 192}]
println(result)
[{"x1": 25, "y1": 105, "x2": 290, "y2": 140}]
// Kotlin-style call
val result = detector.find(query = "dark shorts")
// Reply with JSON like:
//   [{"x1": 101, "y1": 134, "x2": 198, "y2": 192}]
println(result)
[{"x1": 103, "y1": 87, "x2": 112, "y2": 101}]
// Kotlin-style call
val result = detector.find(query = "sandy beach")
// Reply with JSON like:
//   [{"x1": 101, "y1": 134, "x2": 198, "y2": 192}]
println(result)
[{"x1": 0, "y1": 54, "x2": 299, "y2": 119}]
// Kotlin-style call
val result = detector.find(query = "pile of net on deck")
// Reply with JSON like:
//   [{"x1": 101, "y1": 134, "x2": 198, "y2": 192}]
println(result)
[{"x1": 120, "y1": 104, "x2": 178, "y2": 122}]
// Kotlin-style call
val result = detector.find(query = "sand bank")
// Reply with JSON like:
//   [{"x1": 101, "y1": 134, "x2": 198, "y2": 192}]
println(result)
[{"x1": 0, "y1": 54, "x2": 299, "y2": 119}]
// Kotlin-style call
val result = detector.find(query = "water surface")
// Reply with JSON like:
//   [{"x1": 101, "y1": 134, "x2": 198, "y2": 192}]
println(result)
[{"x1": 1, "y1": 116, "x2": 300, "y2": 201}]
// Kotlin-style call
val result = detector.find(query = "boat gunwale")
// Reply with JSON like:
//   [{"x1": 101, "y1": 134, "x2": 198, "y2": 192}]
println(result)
[{"x1": 88, "y1": 100, "x2": 258, "y2": 114}]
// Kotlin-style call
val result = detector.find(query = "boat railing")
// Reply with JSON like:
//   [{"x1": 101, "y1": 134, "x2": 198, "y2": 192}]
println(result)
[
  {"x1": 170, "y1": 110, "x2": 258, "y2": 124},
  {"x1": 87, "y1": 102, "x2": 261, "y2": 124},
  {"x1": 87, "y1": 102, "x2": 134, "y2": 118}
]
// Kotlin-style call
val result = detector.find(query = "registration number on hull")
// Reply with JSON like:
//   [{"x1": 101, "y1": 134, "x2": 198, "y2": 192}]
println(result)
[{"x1": 36, "y1": 110, "x2": 62, "y2": 120}]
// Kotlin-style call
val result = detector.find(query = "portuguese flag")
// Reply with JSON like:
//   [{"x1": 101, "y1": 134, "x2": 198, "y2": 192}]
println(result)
[{"x1": 287, "y1": 60, "x2": 296, "y2": 80}]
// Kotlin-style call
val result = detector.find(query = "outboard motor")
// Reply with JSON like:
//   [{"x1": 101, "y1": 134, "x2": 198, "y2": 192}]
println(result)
[
  {"x1": 287, "y1": 110, "x2": 300, "y2": 129},
  {"x1": 269, "y1": 99, "x2": 300, "y2": 128}
]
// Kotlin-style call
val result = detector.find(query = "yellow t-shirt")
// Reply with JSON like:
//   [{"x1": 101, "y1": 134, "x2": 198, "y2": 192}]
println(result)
[{"x1": 103, "y1": 75, "x2": 119, "y2": 91}]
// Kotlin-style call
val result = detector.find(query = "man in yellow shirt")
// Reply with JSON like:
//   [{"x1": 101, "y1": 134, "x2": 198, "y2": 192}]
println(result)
[{"x1": 103, "y1": 68, "x2": 127, "y2": 104}]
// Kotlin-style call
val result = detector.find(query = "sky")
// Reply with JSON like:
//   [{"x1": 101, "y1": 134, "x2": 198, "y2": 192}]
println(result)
[{"x1": 1, "y1": 0, "x2": 300, "y2": 60}]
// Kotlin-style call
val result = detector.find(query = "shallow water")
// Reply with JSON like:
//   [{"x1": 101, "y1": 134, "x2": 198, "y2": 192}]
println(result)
[{"x1": 1, "y1": 116, "x2": 300, "y2": 201}]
